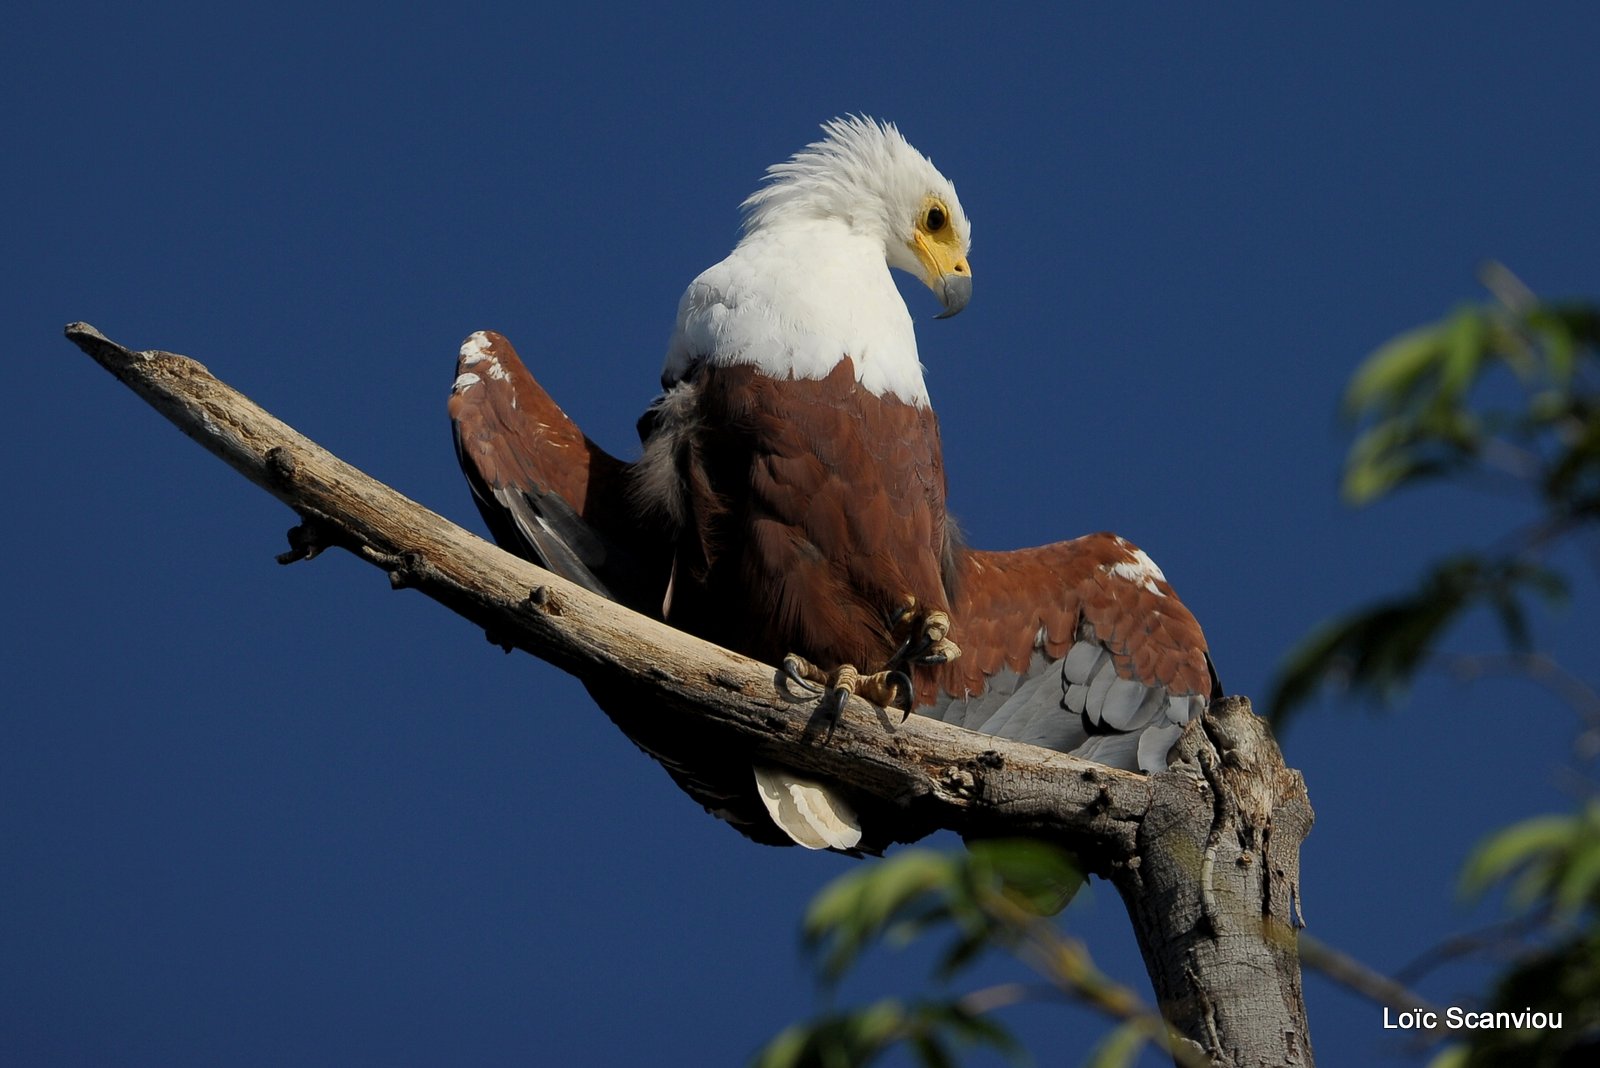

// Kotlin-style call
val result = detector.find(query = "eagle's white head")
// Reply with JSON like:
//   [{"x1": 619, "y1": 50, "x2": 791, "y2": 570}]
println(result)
[
  {"x1": 664, "y1": 117, "x2": 972, "y2": 406},
  {"x1": 741, "y1": 116, "x2": 972, "y2": 318}
]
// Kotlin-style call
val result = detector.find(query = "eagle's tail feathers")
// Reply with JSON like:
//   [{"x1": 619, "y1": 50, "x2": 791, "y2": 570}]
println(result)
[{"x1": 752, "y1": 766, "x2": 863, "y2": 851}]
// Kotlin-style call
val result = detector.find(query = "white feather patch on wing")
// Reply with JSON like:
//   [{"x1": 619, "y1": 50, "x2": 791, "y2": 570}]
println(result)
[
  {"x1": 753, "y1": 766, "x2": 862, "y2": 851},
  {"x1": 459, "y1": 330, "x2": 493, "y2": 361},
  {"x1": 1109, "y1": 540, "x2": 1169, "y2": 596}
]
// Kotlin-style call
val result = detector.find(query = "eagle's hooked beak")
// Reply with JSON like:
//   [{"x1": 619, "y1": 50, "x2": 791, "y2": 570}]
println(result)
[
  {"x1": 935, "y1": 271, "x2": 972, "y2": 319},
  {"x1": 912, "y1": 230, "x2": 972, "y2": 320}
]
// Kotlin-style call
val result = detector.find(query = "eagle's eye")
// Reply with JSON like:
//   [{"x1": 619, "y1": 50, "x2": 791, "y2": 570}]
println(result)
[{"x1": 924, "y1": 204, "x2": 947, "y2": 233}]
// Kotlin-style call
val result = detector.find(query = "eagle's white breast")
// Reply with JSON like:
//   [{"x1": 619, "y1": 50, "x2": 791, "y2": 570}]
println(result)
[{"x1": 664, "y1": 220, "x2": 928, "y2": 407}]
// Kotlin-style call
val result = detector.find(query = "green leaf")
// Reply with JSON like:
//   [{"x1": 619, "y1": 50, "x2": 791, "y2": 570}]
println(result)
[
  {"x1": 803, "y1": 851, "x2": 957, "y2": 984},
  {"x1": 1457, "y1": 924, "x2": 1600, "y2": 1065},
  {"x1": 1346, "y1": 322, "x2": 1448, "y2": 415},
  {"x1": 1438, "y1": 307, "x2": 1489, "y2": 402},
  {"x1": 1340, "y1": 408, "x2": 1482, "y2": 506},
  {"x1": 1339, "y1": 295, "x2": 1600, "y2": 518},
  {"x1": 1524, "y1": 307, "x2": 1577, "y2": 385},
  {"x1": 967, "y1": 840, "x2": 1085, "y2": 916},
  {"x1": 1081, "y1": 1021, "x2": 1148, "y2": 1068},
  {"x1": 1543, "y1": 400, "x2": 1600, "y2": 504},
  {"x1": 751, "y1": 1000, "x2": 908, "y2": 1068},
  {"x1": 908, "y1": 1034, "x2": 954, "y2": 1068},
  {"x1": 1554, "y1": 836, "x2": 1600, "y2": 914},
  {"x1": 1525, "y1": 301, "x2": 1600, "y2": 384},
  {"x1": 1268, "y1": 556, "x2": 1568, "y2": 726},
  {"x1": 1341, "y1": 421, "x2": 1454, "y2": 504},
  {"x1": 750, "y1": 998, "x2": 1026, "y2": 1068},
  {"x1": 914, "y1": 1002, "x2": 1025, "y2": 1064},
  {"x1": 1461, "y1": 813, "x2": 1577, "y2": 899}
]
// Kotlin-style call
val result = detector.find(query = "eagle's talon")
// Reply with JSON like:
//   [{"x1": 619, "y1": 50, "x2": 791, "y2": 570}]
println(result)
[
  {"x1": 915, "y1": 637, "x2": 961, "y2": 666},
  {"x1": 848, "y1": 668, "x2": 915, "y2": 714},
  {"x1": 919, "y1": 611, "x2": 951, "y2": 646},
  {"x1": 885, "y1": 670, "x2": 916, "y2": 718},
  {"x1": 781, "y1": 653, "x2": 827, "y2": 694},
  {"x1": 827, "y1": 663, "x2": 862, "y2": 714},
  {"x1": 887, "y1": 634, "x2": 916, "y2": 666},
  {"x1": 886, "y1": 602, "x2": 961, "y2": 667},
  {"x1": 782, "y1": 655, "x2": 916, "y2": 716}
]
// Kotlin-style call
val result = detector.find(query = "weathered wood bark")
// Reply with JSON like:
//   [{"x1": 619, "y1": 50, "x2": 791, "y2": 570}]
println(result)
[
  {"x1": 65, "y1": 322, "x2": 1315, "y2": 1066},
  {"x1": 1125, "y1": 698, "x2": 1314, "y2": 1065}
]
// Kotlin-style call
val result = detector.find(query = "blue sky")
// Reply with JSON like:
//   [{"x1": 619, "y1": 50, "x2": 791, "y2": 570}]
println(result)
[{"x1": 6, "y1": 3, "x2": 1599, "y2": 1065}]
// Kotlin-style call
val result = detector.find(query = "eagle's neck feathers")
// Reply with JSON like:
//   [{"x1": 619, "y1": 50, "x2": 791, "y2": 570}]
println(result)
[{"x1": 663, "y1": 216, "x2": 929, "y2": 407}]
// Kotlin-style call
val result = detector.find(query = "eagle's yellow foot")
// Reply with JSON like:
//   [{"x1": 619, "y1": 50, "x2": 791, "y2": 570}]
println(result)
[
  {"x1": 781, "y1": 654, "x2": 915, "y2": 716},
  {"x1": 888, "y1": 602, "x2": 962, "y2": 667}
]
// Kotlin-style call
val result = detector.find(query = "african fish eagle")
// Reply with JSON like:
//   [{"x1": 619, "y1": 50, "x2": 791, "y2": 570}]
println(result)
[{"x1": 450, "y1": 117, "x2": 1218, "y2": 852}]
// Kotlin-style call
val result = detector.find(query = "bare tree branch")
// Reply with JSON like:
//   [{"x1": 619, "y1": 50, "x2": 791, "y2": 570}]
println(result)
[
  {"x1": 64, "y1": 321, "x2": 1316, "y2": 1066},
  {"x1": 1299, "y1": 933, "x2": 1450, "y2": 1037},
  {"x1": 1432, "y1": 651, "x2": 1600, "y2": 759},
  {"x1": 1393, "y1": 908, "x2": 1555, "y2": 986}
]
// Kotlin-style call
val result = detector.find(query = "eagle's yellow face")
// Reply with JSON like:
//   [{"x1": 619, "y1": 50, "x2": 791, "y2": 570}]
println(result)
[{"x1": 909, "y1": 194, "x2": 971, "y2": 318}]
